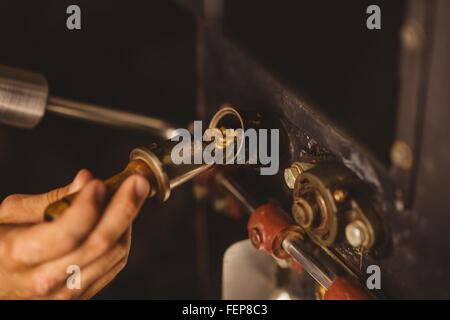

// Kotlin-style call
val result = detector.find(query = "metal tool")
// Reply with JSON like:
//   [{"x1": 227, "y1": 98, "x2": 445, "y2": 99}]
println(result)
[
  {"x1": 0, "y1": 64, "x2": 175, "y2": 139},
  {"x1": 44, "y1": 106, "x2": 246, "y2": 221}
]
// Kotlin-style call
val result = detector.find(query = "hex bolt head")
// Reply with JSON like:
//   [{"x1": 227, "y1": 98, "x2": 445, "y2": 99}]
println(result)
[
  {"x1": 284, "y1": 166, "x2": 301, "y2": 189},
  {"x1": 345, "y1": 220, "x2": 369, "y2": 248},
  {"x1": 284, "y1": 162, "x2": 315, "y2": 189}
]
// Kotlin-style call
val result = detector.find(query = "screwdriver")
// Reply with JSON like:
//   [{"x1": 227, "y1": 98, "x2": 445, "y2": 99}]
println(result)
[{"x1": 43, "y1": 106, "x2": 245, "y2": 220}]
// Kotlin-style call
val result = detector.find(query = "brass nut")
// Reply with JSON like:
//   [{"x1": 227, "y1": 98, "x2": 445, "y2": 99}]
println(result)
[
  {"x1": 284, "y1": 162, "x2": 315, "y2": 189},
  {"x1": 284, "y1": 166, "x2": 301, "y2": 190},
  {"x1": 292, "y1": 198, "x2": 314, "y2": 229}
]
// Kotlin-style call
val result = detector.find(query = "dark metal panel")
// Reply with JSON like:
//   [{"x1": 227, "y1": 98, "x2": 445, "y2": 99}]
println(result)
[
  {"x1": 370, "y1": 0, "x2": 450, "y2": 299},
  {"x1": 200, "y1": 24, "x2": 395, "y2": 202},
  {"x1": 391, "y1": 0, "x2": 436, "y2": 208},
  {"x1": 193, "y1": 0, "x2": 450, "y2": 298}
]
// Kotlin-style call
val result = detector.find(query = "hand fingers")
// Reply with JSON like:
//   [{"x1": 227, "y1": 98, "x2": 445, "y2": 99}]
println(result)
[
  {"x1": 80, "y1": 257, "x2": 127, "y2": 300},
  {"x1": 49, "y1": 228, "x2": 131, "y2": 300},
  {"x1": 5, "y1": 228, "x2": 130, "y2": 300},
  {"x1": 0, "y1": 169, "x2": 93, "y2": 224},
  {"x1": 26, "y1": 175, "x2": 149, "y2": 296},
  {"x1": 1, "y1": 180, "x2": 106, "y2": 270}
]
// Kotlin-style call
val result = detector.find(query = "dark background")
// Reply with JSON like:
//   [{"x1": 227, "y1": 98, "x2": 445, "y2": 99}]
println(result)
[
  {"x1": 0, "y1": 0, "x2": 200, "y2": 298},
  {"x1": 223, "y1": 0, "x2": 404, "y2": 164}
]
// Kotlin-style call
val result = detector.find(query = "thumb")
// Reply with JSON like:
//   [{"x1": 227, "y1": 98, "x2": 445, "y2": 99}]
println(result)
[{"x1": 0, "y1": 169, "x2": 93, "y2": 224}]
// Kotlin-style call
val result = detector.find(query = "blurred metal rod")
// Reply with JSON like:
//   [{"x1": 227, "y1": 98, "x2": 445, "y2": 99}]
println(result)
[
  {"x1": 47, "y1": 96, "x2": 176, "y2": 140},
  {"x1": 217, "y1": 173, "x2": 338, "y2": 289},
  {"x1": 282, "y1": 238, "x2": 336, "y2": 289},
  {"x1": 216, "y1": 173, "x2": 257, "y2": 214}
]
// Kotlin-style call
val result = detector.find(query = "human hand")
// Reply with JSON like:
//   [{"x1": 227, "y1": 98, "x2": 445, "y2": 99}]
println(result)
[{"x1": 0, "y1": 169, "x2": 149, "y2": 299}]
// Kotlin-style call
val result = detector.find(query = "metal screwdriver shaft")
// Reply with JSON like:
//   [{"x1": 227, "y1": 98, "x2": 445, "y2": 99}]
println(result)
[{"x1": 0, "y1": 64, "x2": 175, "y2": 139}]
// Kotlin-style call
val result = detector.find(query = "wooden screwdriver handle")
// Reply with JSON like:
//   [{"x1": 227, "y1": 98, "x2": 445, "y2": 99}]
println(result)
[{"x1": 44, "y1": 159, "x2": 154, "y2": 221}]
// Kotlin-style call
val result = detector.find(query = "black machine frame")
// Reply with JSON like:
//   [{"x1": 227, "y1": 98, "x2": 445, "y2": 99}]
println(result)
[{"x1": 175, "y1": 0, "x2": 450, "y2": 299}]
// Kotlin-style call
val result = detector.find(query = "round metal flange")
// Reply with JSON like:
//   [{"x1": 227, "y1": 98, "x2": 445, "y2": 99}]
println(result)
[
  {"x1": 129, "y1": 147, "x2": 171, "y2": 202},
  {"x1": 293, "y1": 172, "x2": 338, "y2": 247}
]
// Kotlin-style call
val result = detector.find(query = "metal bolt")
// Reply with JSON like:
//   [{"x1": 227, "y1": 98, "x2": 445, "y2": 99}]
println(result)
[
  {"x1": 391, "y1": 140, "x2": 413, "y2": 170},
  {"x1": 284, "y1": 167, "x2": 301, "y2": 190},
  {"x1": 345, "y1": 220, "x2": 369, "y2": 248},
  {"x1": 284, "y1": 162, "x2": 315, "y2": 189},
  {"x1": 249, "y1": 228, "x2": 262, "y2": 249},
  {"x1": 333, "y1": 189, "x2": 347, "y2": 203}
]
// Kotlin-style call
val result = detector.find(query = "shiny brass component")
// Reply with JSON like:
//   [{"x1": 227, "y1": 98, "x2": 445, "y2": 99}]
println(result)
[
  {"x1": 284, "y1": 167, "x2": 300, "y2": 190},
  {"x1": 315, "y1": 283, "x2": 327, "y2": 300},
  {"x1": 292, "y1": 164, "x2": 341, "y2": 246},
  {"x1": 284, "y1": 162, "x2": 315, "y2": 189},
  {"x1": 333, "y1": 189, "x2": 347, "y2": 202},
  {"x1": 292, "y1": 197, "x2": 314, "y2": 229},
  {"x1": 291, "y1": 163, "x2": 381, "y2": 250},
  {"x1": 45, "y1": 105, "x2": 246, "y2": 220}
]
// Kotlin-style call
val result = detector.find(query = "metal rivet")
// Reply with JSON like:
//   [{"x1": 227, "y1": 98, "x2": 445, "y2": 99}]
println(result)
[
  {"x1": 345, "y1": 220, "x2": 369, "y2": 248},
  {"x1": 391, "y1": 140, "x2": 413, "y2": 170},
  {"x1": 401, "y1": 21, "x2": 425, "y2": 50}
]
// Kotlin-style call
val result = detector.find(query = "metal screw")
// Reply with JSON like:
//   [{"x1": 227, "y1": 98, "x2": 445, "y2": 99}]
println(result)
[
  {"x1": 345, "y1": 220, "x2": 369, "y2": 248},
  {"x1": 391, "y1": 140, "x2": 413, "y2": 170}
]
